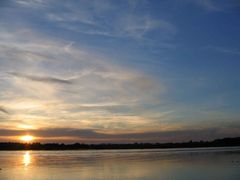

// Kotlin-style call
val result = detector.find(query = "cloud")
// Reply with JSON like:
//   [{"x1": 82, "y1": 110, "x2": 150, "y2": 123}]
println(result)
[
  {"x1": 0, "y1": 26, "x2": 165, "y2": 134},
  {"x1": 186, "y1": 0, "x2": 221, "y2": 11},
  {"x1": 117, "y1": 15, "x2": 176, "y2": 39},
  {"x1": 44, "y1": 0, "x2": 176, "y2": 40},
  {"x1": 189, "y1": 0, "x2": 240, "y2": 12},
  {"x1": 195, "y1": 0, "x2": 220, "y2": 11},
  {"x1": 9, "y1": 72, "x2": 73, "y2": 84},
  {"x1": 212, "y1": 46, "x2": 240, "y2": 56},
  {"x1": 0, "y1": 106, "x2": 8, "y2": 114},
  {"x1": 14, "y1": 0, "x2": 48, "y2": 8},
  {"x1": 1, "y1": 126, "x2": 240, "y2": 143}
]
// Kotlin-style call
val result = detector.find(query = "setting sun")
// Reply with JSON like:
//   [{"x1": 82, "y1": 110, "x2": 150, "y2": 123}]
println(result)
[{"x1": 20, "y1": 135, "x2": 35, "y2": 143}]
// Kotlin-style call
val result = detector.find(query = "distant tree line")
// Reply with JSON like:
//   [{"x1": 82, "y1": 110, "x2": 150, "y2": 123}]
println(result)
[{"x1": 0, "y1": 137, "x2": 240, "y2": 150}]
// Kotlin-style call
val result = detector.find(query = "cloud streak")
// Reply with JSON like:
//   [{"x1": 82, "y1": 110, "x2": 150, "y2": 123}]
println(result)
[
  {"x1": 1, "y1": 126, "x2": 240, "y2": 143},
  {"x1": 0, "y1": 106, "x2": 8, "y2": 114},
  {"x1": 44, "y1": 0, "x2": 176, "y2": 40},
  {"x1": 9, "y1": 72, "x2": 73, "y2": 84},
  {"x1": 189, "y1": 0, "x2": 240, "y2": 12},
  {"x1": 212, "y1": 46, "x2": 240, "y2": 56}
]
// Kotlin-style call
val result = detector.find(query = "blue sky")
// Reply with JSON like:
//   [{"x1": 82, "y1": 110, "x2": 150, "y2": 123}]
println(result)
[{"x1": 0, "y1": 0, "x2": 240, "y2": 143}]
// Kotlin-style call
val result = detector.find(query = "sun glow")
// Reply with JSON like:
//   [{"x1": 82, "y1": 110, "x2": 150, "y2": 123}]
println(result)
[{"x1": 20, "y1": 135, "x2": 35, "y2": 143}]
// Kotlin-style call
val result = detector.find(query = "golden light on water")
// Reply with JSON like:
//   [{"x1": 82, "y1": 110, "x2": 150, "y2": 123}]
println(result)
[
  {"x1": 23, "y1": 151, "x2": 31, "y2": 167},
  {"x1": 20, "y1": 135, "x2": 35, "y2": 143}
]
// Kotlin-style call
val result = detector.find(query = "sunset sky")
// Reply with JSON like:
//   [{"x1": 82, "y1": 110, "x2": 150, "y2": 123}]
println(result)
[{"x1": 0, "y1": 0, "x2": 240, "y2": 143}]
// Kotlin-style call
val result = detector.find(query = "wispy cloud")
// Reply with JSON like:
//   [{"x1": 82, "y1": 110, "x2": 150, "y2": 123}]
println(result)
[
  {"x1": 44, "y1": 0, "x2": 176, "y2": 40},
  {"x1": 0, "y1": 26, "x2": 164, "y2": 133},
  {"x1": 194, "y1": 0, "x2": 220, "y2": 11},
  {"x1": 1, "y1": 126, "x2": 240, "y2": 143},
  {"x1": 116, "y1": 15, "x2": 176, "y2": 39},
  {"x1": 0, "y1": 106, "x2": 8, "y2": 114},
  {"x1": 212, "y1": 46, "x2": 240, "y2": 56},
  {"x1": 14, "y1": 0, "x2": 48, "y2": 8},
  {"x1": 9, "y1": 72, "x2": 73, "y2": 84},
  {"x1": 189, "y1": 0, "x2": 240, "y2": 12}
]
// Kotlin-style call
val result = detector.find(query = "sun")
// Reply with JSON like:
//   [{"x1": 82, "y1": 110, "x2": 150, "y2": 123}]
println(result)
[{"x1": 20, "y1": 135, "x2": 35, "y2": 143}]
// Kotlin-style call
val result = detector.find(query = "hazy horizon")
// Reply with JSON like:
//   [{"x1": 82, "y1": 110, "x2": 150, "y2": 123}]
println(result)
[{"x1": 0, "y1": 0, "x2": 240, "y2": 143}]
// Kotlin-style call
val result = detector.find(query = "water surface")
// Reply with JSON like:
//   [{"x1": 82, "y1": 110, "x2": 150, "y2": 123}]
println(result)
[{"x1": 0, "y1": 147, "x2": 240, "y2": 180}]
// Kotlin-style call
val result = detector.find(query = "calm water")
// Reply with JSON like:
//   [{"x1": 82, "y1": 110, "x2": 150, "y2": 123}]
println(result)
[{"x1": 0, "y1": 147, "x2": 240, "y2": 180}]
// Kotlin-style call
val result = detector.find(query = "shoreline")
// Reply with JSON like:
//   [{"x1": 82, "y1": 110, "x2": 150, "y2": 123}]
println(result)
[{"x1": 0, "y1": 137, "x2": 240, "y2": 151}]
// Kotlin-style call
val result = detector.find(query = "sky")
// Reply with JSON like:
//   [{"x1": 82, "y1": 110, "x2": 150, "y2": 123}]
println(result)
[{"x1": 0, "y1": 0, "x2": 240, "y2": 143}]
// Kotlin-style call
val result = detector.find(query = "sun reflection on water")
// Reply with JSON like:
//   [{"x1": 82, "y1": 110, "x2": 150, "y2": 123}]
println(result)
[{"x1": 23, "y1": 151, "x2": 31, "y2": 167}]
